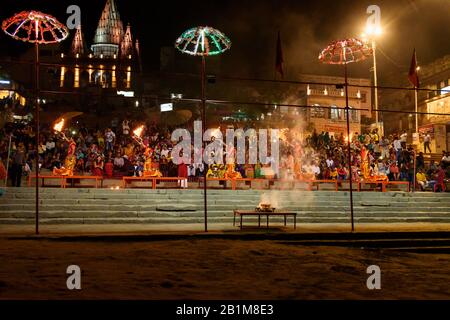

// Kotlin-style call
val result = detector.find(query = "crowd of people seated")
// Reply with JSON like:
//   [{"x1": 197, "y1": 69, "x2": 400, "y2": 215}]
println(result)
[
  {"x1": 0, "y1": 115, "x2": 449, "y2": 191},
  {"x1": 278, "y1": 128, "x2": 449, "y2": 192}
]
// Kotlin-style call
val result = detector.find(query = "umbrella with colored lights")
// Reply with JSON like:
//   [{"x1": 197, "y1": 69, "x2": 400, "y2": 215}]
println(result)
[
  {"x1": 2, "y1": 10, "x2": 69, "y2": 235},
  {"x1": 319, "y1": 38, "x2": 372, "y2": 233},
  {"x1": 175, "y1": 26, "x2": 231, "y2": 232}
]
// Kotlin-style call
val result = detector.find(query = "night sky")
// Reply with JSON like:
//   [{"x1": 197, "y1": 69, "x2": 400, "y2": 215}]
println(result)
[{"x1": 0, "y1": 0, "x2": 449, "y2": 84}]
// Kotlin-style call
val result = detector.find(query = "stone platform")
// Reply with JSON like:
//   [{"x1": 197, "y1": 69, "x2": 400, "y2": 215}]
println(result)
[{"x1": 0, "y1": 188, "x2": 449, "y2": 225}]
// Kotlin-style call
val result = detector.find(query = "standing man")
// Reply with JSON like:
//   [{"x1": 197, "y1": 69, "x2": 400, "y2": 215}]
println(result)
[
  {"x1": 400, "y1": 130, "x2": 408, "y2": 149},
  {"x1": 379, "y1": 136, "x2": 390, "y2": 160},
  {"x1": 423, "y1": 133, "x2": 431, "y2": 153},
  {"x1": 105, "y1": 128, "x2": 116, "y2": 153},
  {"x1": 10, "y1": 143, "x2": 26, "y2": 187},
  {"x1": 393, "y1": 136, "x2": 402, "y2": 163}
]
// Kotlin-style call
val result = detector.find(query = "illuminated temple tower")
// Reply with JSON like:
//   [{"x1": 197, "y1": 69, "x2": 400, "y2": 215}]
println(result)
[
  {"x1": 91, "y1": 0, "x2": 123, "y2": 58},
  {"x1": 59, "y1": 0, "x2": 140, "y2": 90}
]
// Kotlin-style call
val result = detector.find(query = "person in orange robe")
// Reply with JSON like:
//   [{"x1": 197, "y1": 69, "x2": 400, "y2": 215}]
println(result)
[{"x1": 53, "y1": 136, "x2": 76, "y2": 176}]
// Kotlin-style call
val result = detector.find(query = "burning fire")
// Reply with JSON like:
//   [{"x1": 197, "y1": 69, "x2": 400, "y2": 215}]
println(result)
[
  {"x1": 54, "y1": 118, "x2": 65, "y2": 132},
  {"x1": 133, "y1": 125, "x2": 144, "y2": 138},
  {"x1": 256, "y1": 203, "x2": 275, "y2": 212}
]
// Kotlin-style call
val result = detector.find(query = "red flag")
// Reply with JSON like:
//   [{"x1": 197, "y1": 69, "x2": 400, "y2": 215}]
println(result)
[
  {"x1": 408, "y1": 49, "x2": 420, "y2": 88},
  {"x1": 275, "y1": 31, "x2": 284, "y2": 78}
]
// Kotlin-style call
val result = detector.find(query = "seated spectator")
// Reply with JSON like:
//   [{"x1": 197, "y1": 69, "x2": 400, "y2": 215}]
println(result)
[
  {"x1": 311, "y1": 161, "x2": 321, "y2": 179},
  {"x1": 104, "y1": 158, "x2": 113, "y2": 178},
  {"x1": 427, "y1": 160, "x2": 438, "y2": 176},
  {"x1": 378, "y1": 161, "x2": 389, "y2": 177},
  {"x1": 337, "y1": 165, "x2": 347, "y2": 181},
  {"x1": 113, "y1": 152, "x2": 125, "y2": 169},
  {"x1": 416, "y1": 169, "x2": 430, "y2": 191},
  {"x1": 389, "y1": 161, "x2": 400, "y2": 181},
  {"x1": 434, "y1": 166, "x2": 446, "y2": 192},
  {"x1": 92, "y1": 155, "x2": 104, "y2": 176},
  {"x1": 136, "y1": 161, "x2": 144, "y2": 177},
  {"x1": 442, "y1": 152, "x2": 450, "y2": 169}
]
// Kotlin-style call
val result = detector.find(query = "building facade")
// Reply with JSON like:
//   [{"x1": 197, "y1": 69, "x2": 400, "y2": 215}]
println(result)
[
  {"x1": 299, "y1": 74, "x2": 372, "y2": 137},
  {"x1": 419, "y1": 55, "x2": 450, "y2": 153},
  {"x1": 59, "y1": 0, "x2": 141, "y2": 90}
]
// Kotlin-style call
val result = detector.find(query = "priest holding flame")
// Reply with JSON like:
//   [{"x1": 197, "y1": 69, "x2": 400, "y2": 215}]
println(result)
[
  {"x1": 132, "y1": 125, "x2": 162, "y2": 178},
  {"x1": 52, "y1": 118, "x2": 76, "y2": 176}
]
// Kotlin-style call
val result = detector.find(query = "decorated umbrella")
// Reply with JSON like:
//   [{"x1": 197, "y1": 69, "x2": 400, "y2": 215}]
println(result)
[
  {"x1": 175, "y1": 26, "x2": 231, "y2": 232},
  {"x1": 319, "y1": 38, "x2": 372, "y2": 232},
  {"x1": 2, "y1": 11, "x2": 69, "y2": 234}
]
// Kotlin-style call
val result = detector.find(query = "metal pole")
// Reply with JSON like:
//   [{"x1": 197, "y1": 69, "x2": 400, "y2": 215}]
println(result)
[
  {"x1": 372, "y1": 39, "x2": 379, "y2": 132},
  {"x1": 344, "y1": 63, "x2": 355, "y2": 232},
  {"x1": 4, "y1": 133, "x2": 12, "y2": 187},
  {"x1": 201, "y1": 56, "x2": 208, "y2": 232},
  {"x1": 35, "y1": 42, "x2": 40, "y2": 235},
  {"x1": 413, "y1": 150, "x2": 416, "y2": 193},
  {"x1": 415, "y1": 88, "x2": 418, "y2": 133}
]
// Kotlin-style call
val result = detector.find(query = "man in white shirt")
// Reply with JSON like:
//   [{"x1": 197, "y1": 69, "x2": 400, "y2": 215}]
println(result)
[
  {"x1": 424, "y1": 133, "x2": 432, "y2": 153},
  {"x1": 400, "y1": 130, "x2": 408, "y2": 149},
  {"x1": 105, "y1": 128, "x2": 116, "y2": 152},
  {"x1": 393, "y1": 136, "x2": 402, "y2": 162},
  {"x1": 442, "y1": 152, "x2": 450, "y2": 169},
  {"x1": 311, "y1": 161, "x2": 321, "y2": 178},
  {"x1": 160, "y1": 145, "x2": 170, "y2": 158},
  {"x1": 326, "y1": 157, "x2": 334, "y2": 169}
]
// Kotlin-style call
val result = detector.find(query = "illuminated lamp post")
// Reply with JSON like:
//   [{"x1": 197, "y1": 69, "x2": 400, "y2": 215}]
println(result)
[
  {"x1": 175, "y1": 26, "x2": 231, "y2": 232},
  {"x1": 361, "y1": 24, "x2": 382, "y2": 131},
  {"x1": 2, "y1": 11, "x2": 69, "y2": 234},
  {"x1": 319, "y1": 38, "x2": 372, "y2": 232}
]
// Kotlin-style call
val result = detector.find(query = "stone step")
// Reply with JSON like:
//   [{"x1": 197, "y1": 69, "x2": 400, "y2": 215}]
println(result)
[
  {"x1": 1, "y1": 210, "x2": 449, "y2": 219},
  {"x1": 2, "y1": 190, "x2": 448, "y2": 199},
  {"x1": 5, "y1": 188, "x2": 446, "y2": 196},
  {"x1": 2, "y1": 216, "x2": 450, "y2": 225},
  {"x1": 2, "y1": 193, "x2": 448, "y2": 201},
  {"x1": 0, "y1": 203, "x2": 450, "y2": 215}
]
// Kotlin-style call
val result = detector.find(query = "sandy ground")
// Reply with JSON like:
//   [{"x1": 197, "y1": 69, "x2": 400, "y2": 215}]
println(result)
[
  {"x1": 3, "y1": 222, "x2": 450, "y2": 235},
  {"x1": 1, "y1": 230, "x2": 450, "y2": 300}
]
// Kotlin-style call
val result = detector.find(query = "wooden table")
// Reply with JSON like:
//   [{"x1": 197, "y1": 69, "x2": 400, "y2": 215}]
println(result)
[
  {"x1": 123, "y1": 176, "x2": 187, "y2": 189},
  {"x1": 28, "y1": 175, "x2": 65, "y2": 188},
  {"x1": 382, "y1": 181, "x2": 410, "y2": 192},
  {"x1": 64, "y1": 176, "x2": 103, "y2": 188},
  {"x1": 233, "y1": 210, "x2": 297, "y2": 230}
]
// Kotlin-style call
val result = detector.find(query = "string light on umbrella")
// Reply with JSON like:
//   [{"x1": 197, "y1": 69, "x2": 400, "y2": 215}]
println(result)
[
  {"x1": 2, "y1": 10, "x2": 69, "y2": 235},
  {"x1": 175, "y1": 26, "x2": 231, "y2": 56},
  {"x1": 175, "y1": 26, "x2": 231, "y2": 232},
  {"x1": 2, "y1": 10, "x2": 68, "y2": 44},
  {"x1": 319, "y1": 37, "x2": 372, "y2": 233}
]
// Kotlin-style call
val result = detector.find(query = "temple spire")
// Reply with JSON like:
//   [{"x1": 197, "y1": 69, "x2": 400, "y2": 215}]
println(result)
[
  {"x1": 135, "y1": 38, "x2": 143, "y2": 72},
  {"x1": 91, "y1": 0, "x2": 124, "y2": 57},
  {"x1": 120, "y1": 23, "x2": 133, "y2": 58},
  {"x1": 71, "y1": 25, "x2": 86, "y2": 56}
]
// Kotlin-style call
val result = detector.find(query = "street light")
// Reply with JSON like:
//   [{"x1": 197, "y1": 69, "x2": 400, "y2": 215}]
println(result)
[{"x1": 362, "y1": 25, "x2": 382, "y2": 133}]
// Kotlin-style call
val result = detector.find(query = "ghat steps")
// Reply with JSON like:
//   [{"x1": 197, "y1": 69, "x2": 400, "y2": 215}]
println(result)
[{"x1": 0, "y1": 188, "x2": 449, "y2": 225}]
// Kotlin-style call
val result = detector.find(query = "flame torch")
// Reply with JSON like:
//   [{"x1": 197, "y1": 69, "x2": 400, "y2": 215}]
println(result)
[
  {"x1": 132, "y1": 125, "x2": 145, "y2": 146},
  {"x1": 54, "y1": 118, "x2": 65, "y2": 133}
]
